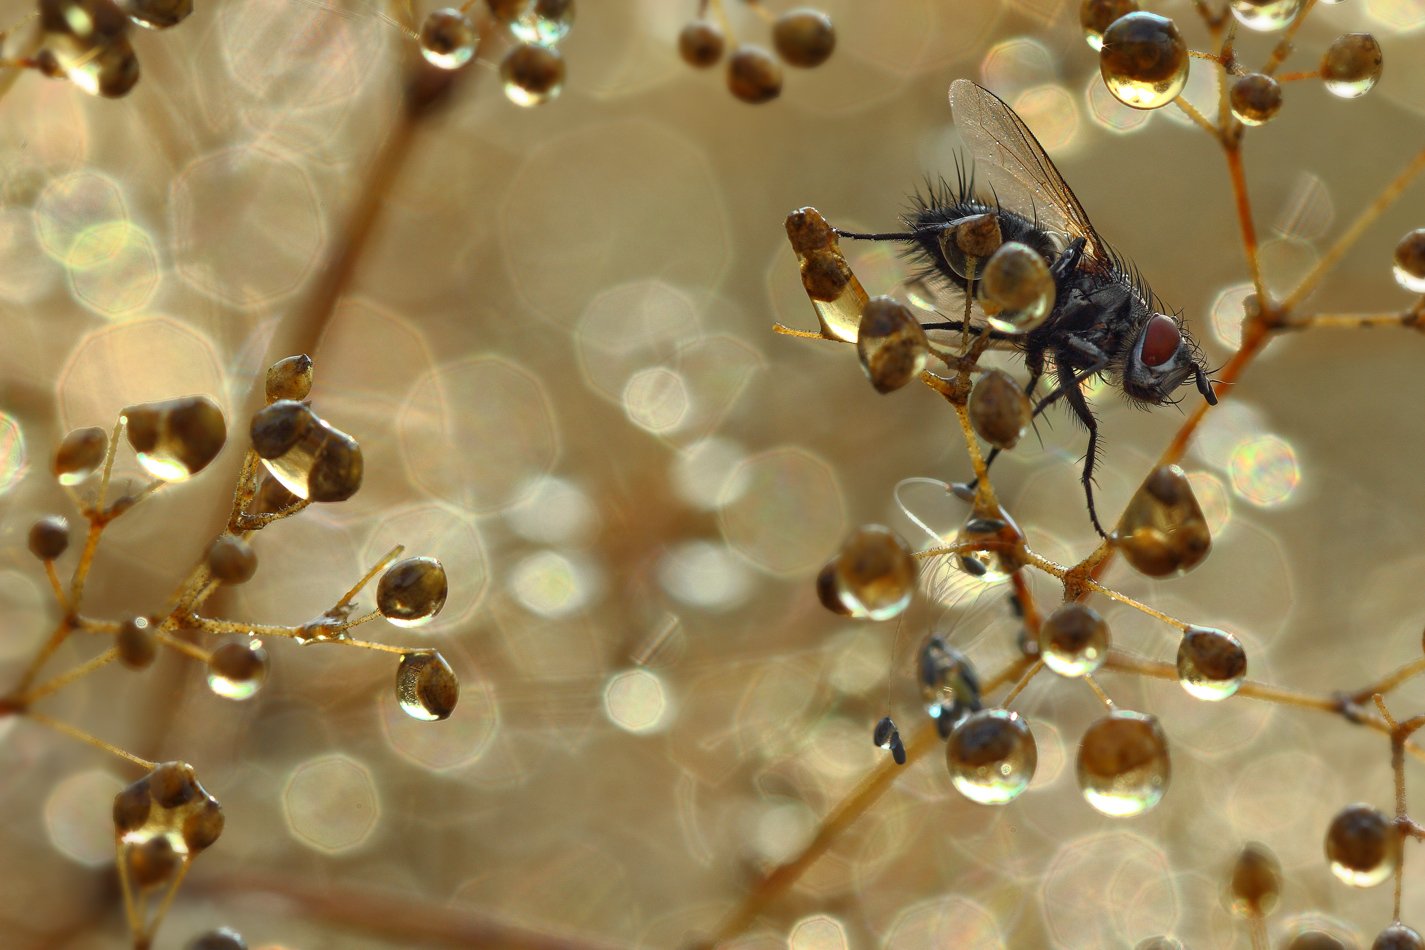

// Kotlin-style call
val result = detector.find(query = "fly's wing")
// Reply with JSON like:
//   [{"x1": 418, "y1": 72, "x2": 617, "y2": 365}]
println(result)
[{"x1": 948, "y1": 79, "x2": 1111, "y2": 271}]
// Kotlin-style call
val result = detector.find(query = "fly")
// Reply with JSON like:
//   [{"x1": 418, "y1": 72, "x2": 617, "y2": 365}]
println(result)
[{"x1": 834, "y1": 78, "x2": 1217, "y2": 538}]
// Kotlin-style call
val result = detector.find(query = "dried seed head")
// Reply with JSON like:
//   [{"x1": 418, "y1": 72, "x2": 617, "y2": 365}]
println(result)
[
  {"x1": 187, "y1": 928, "x2": 249, "y2": 950},
  {"x1": 149, "y1": 761, "x2": 200, "y2": 809},
  {"x1": 123, "y1": 0, "x2": 192, "y2": 30},
  {"x1": 500, "y1": 41, "x2": 565, "y2": 106},
  {"x1": 396, "y1": 650, "x2": 459, "y2": 721},
  {"x1": 53, "y1": 426, "x2": 107, "y2": 485},
  {"x1": 1114, "y1": 464, "x2": 1211, "y2": 577},
  {"x1": 857, "y1": 296, "x2": 928, "y2": 393},
  {"x1": 1321, "y1": 33, "x2": 1383, "y2": 99},
  {"x1": 1079, "y1": 0, "x2": 1139, "y2": 51},
  {"x1": 946, "y1": 709, "x2": 1037, "y2": 805},
  {"x1": 1229, "y1": 842, "x2": 1282, "y2": 917},
  {"x1": 824, "y1": 525, "x2": 917, "y2": 621},
  {"x1": 772, "y1": 8, "x2": 835, "y2": 69},
  {"x1": 264, "y1": 354, "x2": 314, "y2": 403},
  {"x1": 116, "y1": 616, "x2": 157, "y2": 670},
  {"x1": 207, "y1": 639, "x2": 269, "y2": 701},
  {"x1": 377, "y1": 556, "x2": 449, "y2": 627},
  {"x1": 1229, "y1": 0, "x2": 1302, "y2": 32},
  {"x1": 124, "y1": 395, "x2": 227, "y2": 481},
  {"x1": 1229, "y1": 72, "x2": 1282, "y2": 126},
  {"x1": 1077, "y1": 710, "x2": 1170, "y2": 816},
  {"x1": 1392, "y1": 229, "x2": 1425, "y2": 294},
  {"x1": 28, "y1": 515, "x2": 70, "y2": 561},
  {"x1": 1325, "y1": 803, "x2": 1397, "y2": 887},
  {"x1": 726, "y1": 45, "x2": 782, "y2": 104},
  {"x1": 419, "y1": 9, "x2": 478, "y2": 71},
  {"x1": 112, "y1": 778, "x2": 151, "y2": 833},
  {"x1": 206, "y1": 535, "x2": 257, "y2": 585},
  {"x1": 679, "y1": 19, "x2": 724, "y2": 69},
  {"x1": 1039, "y1": 602, "x2": 1110, "y2": 678},
  {"x1": 969, "y1": 369, "x2": 1031, "y2": 450},
  {"x1": 1099, "y1": 12, "x2": 1188, "y2": 110},
  {"x1": 1176, "y1": 626, "x2": 1247, "y2": 700}
]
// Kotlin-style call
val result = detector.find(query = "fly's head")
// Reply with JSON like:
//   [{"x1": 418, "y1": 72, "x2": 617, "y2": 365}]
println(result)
[{"x1": 1121, "y1": 313, "x2": 1217, "y2": 407}]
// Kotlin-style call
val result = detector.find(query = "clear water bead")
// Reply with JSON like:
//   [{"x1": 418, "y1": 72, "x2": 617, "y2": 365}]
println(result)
[
  {"x1": 1321, "y1": 33, "x2": 1383, "y2": 99},
  {"x1": 969, "y1": 369, "x2": 1031, "y2": 450},
  {"x1": 857, "y1": 296, "x2": 928, "y2": 394},
  {"x1": 419, "y1": 8, "x2": 477, "y2": 70},
  {"x1": 1325, "y1": 803, "x2": 1397, "y2": 887},
  {"x1": 946, "y1": 708, "x2": 1037, "y2": 805},
  {"x1": 249, "y1": 400, "x2": 362, "y2": 502},
  {"x1": 1229, "y1": 842, "x2": 1282, "y2": 916},
  {"x1": 824, "y1": 525, "x2": 917, "y2": 621},
  {"x1": 1077, "y1": 710, "x2": 1170, "y2": 817},
  {"x1": 954, "y1": 507, "x2": 1025, "y2": 584},
  {"x1": 377, "y1": 556, "x2": 449, "y2": 627},
  {"x1": 1229, "y1": 0, "x2": 1302, "y2": 32},
  {"x1": 1176, "y1": 626, "x2": 1246, "y2": 700},
  {"x1": 1099, "y1": 12, "x2": 1188, "y2": 110},
  {"x1": 112, "y1": 762, "x2": 223, "y2": 886},
  {"x1": 123, "y1": 395, "x2": 227, "y2": 482},
  {"x1": 501, "y1": 41, "x2": 565, "y2": 106},
  {"x1": 206, "y1": 639, "x2": 269, "y2": 700},
  {"x1": 1394, "y1": 230, "x2": 1425, "y2": 293},
  {"x1": 1039, "y1": 602, "x2": 1110, "y2": 678},
  {"x1": 980, "y1": 242, "x2": 1054, "y2": 334},
  {"x1": 786, "y1": 207, "x2": 869, "y2": 342},
  {"x1": 1114, "y1": 464, "x2": 1211, "y2": 577},
  {"x1": 1372, "y1": 924, "x2": 1425, "y2": 950},
  {"x1": 937, "y1": 213, "x2": 1002, "y2": 280},
  {"x1": 1230, "y1": 73, "x2": 1282, "y2": 126},
  {"x1": 510, "y1": 0, "x2": 574, "y2": 46},
  {"x1": 53, "y1": 426, "x2": 106, "y2": 485},
  {"x1": 396, "y1": 650, "x2": 460, "y2": 721}
]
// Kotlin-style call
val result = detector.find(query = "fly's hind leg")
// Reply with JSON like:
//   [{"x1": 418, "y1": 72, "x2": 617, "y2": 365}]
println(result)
[{"x1": 1052, "y1": 341, "x2": 1111, "y2": 538}]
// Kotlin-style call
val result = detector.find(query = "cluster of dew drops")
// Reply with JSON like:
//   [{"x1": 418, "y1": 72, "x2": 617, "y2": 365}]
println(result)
[
  {"x1": 677, "y1": 3, "x2": 835, "y2": 104},
  {"x1": 417, "y1": 0, "x2": 574, "y2": 106},
  {"x1": 797, "y1": 3, "x2": 1425, "y2": 945}
]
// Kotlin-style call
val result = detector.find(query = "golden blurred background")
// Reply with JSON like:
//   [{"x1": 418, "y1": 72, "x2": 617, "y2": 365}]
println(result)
[{"x1": 2, "y1": 0, "x2": 1425, "y2": 947}]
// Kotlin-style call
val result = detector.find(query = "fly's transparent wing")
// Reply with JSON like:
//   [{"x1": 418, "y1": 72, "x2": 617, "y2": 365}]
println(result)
[{"x1": 948, "y1": 79, "x2": 1110, "y2": 268}]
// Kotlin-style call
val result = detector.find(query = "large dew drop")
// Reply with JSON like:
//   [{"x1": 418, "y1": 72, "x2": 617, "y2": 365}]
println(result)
[
  {"x1": 1176, "y1": 626, "x2": 1246, "y2": 700},
  {"x1": 946, "y1": 708, "x2": 1037, "y2": 805},
  {"x1": 1099, "y1": 12, "x2": 1188, "y2": 110},
  {"x1": 123, "y1": 396, "x2": 226, "y2": 482},
  {"x1": 396, "y1": 651, "x2": 459, "y2": 721},
  {"x1": 1076, "y1": 710, "x2": 1170, "y2": 817},
  {"x1": 1113, "y1": 464, "x2": 1211, "y2": 577}
]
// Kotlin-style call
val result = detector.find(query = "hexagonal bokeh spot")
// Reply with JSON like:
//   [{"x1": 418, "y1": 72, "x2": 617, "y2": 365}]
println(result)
[
  {"x1": 68, "y1": 221, "x2": 161, "y2": 318},
  {"x1": 172, "y1": 145, "x2": 324, "y2": 308},
  {"x1": 719, "y1": 447, "x2": 846, "y2": 576},
  {"x1": 45, "y1": 769, "x2": 124, "y2": 867},
  {"x1": 32, "y1": 170, "x2": 127, "y2": 265},
  {"x1": 282, "y1": 754, "x2": 380, "y2": 853}
]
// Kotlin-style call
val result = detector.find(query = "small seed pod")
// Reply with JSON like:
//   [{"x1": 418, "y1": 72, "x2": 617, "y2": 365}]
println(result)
[
  {"x1": 206, "y1": 639, "x2": 269, "y2": 701},
  {"x1": 1392, "y1": 229, "x2": 1425, "y2": 294},
  {"x1": 1039, "y1": 602, "x2": 1110, "y2": 678},
  {"x1": 772, "y1": 8, "x2": 835, "y2": 68},
  {"x1": 206, "y1": 535, "x2": 257, "y2": 585},
  {"x1": 419, "y1": 9, "x2": 478, "y2": 71},
  {"x1": 122, "y1": 0, "x2": 192, "y2": 30},
  {"x1": 946, "y1": 708, "x2": 1037, "y2": 805},
  {"x1": 28, "y1": 515, "x2": 70, "y2": 561},
  {"x1": 500, "y1": 41, "x2": 565, "y2": 106},
  {"x1": 116, "y1": 616, "x2": 157, "y2": 670},
  {"x1": 1077, "y1": 709, "x2": 1170, "y2": 816},
  {"x1": 264, "y1": 354, "x2": 314, "y2": 403},
  {"x1": 1229, "y1": 72, "x2": 1282, "y2": 126},
  {"x1": 969, "y1": 369, "x2": 1031, "y2": 450},
  {"x1": 53, "y1": 426, "x2": 107, "y2": 485},
  {"x1": 825, "y1": 525, "x2": 917, "y2": 621},
  {"x1": 1114, "y1": 464, "x2": 1211, "y2": 577},
  {"x1": 1325, "y1": 803, "x2": 1397, "y2": 887},
  {"x1": 250, "y1": 401, "x2": 362, "y2": 503},
  {"x1": 726, "y1": 44, "x2": 782, "y2": 104},
  {"x1": 395, "y1": 650, "x2": 459, "y2": 721},
  {"x1": 1229, "y1": 842, "x2": 1282, "y2": 917},
  {"x1": 124, "y1": 395, "x2": 227, "y2": 482},
  {"x1": 784, "y1": 206, "x2": 836, "y2": 256},
  {"x1": 1373, "y1": 924, "x2": 1425, "y2": 950},
  {"x1": 378, "y1": 556, "x2": 449, "y2": 627},
  {"x1": 187, "y1": 928, "x2": 249, "y2": 950},
  {"x1": 1321, "y1": 33, "x2": 1383, "y2": 99},
  {"x1": 1099, "y1": 12, "x2": 1188, "y2": 110},
  {"x1": 112, "y1": 778, "x2": 151, "y2": 834},
  {"x1": 149, "y1": 761, "x2": 201, "y2": 809},
  {"x1": 1078, "y1": 0, "x2": 1139, "y2": 51},
  {"x1": 857, "y1": 296, "x2": 928, "y2": 394},
  {"x1": 125, "y1": 834, "x2": 181, "y2": 888},
  {"x1": 679, "y1": 19, "x2": 724, "y2": 68}
]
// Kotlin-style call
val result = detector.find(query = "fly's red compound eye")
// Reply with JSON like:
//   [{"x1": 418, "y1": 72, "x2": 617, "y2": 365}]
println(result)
[{"x1": 1140, "y1": 314, "x2": 1181, "y2": 367}]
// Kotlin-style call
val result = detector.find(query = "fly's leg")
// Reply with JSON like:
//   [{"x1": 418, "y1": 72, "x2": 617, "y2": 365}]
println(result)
[
  {"x1": 1053, "y1": 338, "x2": 1111, "y2": 538},
  {"x1": 1050, "y1": 237, "x2": 1087, "y2": 284}
]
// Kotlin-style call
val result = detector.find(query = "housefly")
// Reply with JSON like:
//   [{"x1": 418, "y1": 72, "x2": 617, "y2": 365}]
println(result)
[{"x1": 835, "y1": 79, "x2": 1217, "y2": 537}]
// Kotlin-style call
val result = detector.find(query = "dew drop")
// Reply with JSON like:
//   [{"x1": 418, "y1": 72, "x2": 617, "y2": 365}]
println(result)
[
  {"x1": 1321, "y1": 33, "x2": 1383, "y2": 99},
  {"x1": 1229, "y1": 842, "x2": 1282, "y2": 916},
  {"x1": 678, "y1": 19, "x2": 724, "y2": 68},
  {"x1": 1229, "y1": 0, "x2": 1302, "y2": 32},
  {"x1": 501, "y1": 41, "x2": 565, "y2": 106},
  {"x1": 856, "y1": 296, "x2": 928, "y2": 394},
  {"x1": 1039, "y1": 602, "x2": 1110, "y2": 678},
  {"x1": 249, "y1": 400, "x2": 362, "y2": 502},
  {"x1": 726, "y1": 44, "x2": 782, "y2": 104},
  {"x1": 953, "y1": 507, "x2": 1025, "y2": 585},
  {"x1": 1372, "y1": 924, "x2": 1425, "y2": 950},
  {"x1": 419, "y1": 9, "x2": 478, "y2": 70},
  {"x1": 946, "y1": 708, "x2": 1037, "y2": 805},
  {"x1": 206, "y1": 639, "x2": 269, "y2": 701},
  {"x1": 509, "y1": 0, "x2": 573, "y2": 46},
  {"x1": 1176, "y1": 626, "x2": 1246, "y2": 700},
  {"x1": 1076, "y1": 709, "x2": 1170, "y2": 817},
  {"x1": 377, "y1": 556, "x2": 449, "y2": 628},
  {"x1": 1395, "y1": 230, "x2": 1425, "y2": 293},
  {"x1": 396, "y1": 650, "x2": 460, "y2": 721},
  {"x1": 771, "y1": 8, "x2": 835, "y2": 69},
  {"x1": 1229, "y1": 73, "x2": 1282, "y2": 126},
  {"x1": 980, "y1": 241, "x2": 1054, "y2": 334},
  {"x1": 1325, "y1": 803, "x2": 1397, "y2": 887},
  {"x1": 1113, "y1": 464, "x2": 1211, "y2": 577},
  {"x1": 937, "y1": 213, "x2": 1002, "y2": 280},
  {"x1": 1099, "y1": 12, "x2": 1188, "y2": 111},
  {"x1": 823, "y1": 525, "x2": 917, "y2": 621},
  {"x1": 53, "y1": 426, "x2": 106, "y2": 485},
  {"x1": 123, "y1": 0, "x2": 191, "y2": 29},
  {"x1": 123, "y1": 396, "x2": 227, "y2": 482},
  {"x1": 785, "y1": 207, "x2": 870, "y2": 342},
  {"x1": 968, "y1": 369, "x2": 1031, "y2": 451}
]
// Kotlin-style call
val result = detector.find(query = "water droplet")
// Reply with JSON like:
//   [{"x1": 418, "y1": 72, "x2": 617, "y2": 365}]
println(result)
[
  {"x1": 946, "y1": 708, "x2": 1037, "y2": 805},
  {"x1": 1099, "y1": 12, "x2": 1188, "y2": 110},
  {"x1": 377, "y1": 556, "x2": 449, "y2": 628},
  {"x1": 1076, "y1": 710, "x2": 1170, "y2": 817},
  {"x1": 823, "y1": 525, "x2": 917, "y2": 621},
  {"x1": 206, "y1": 639, "x2": 269, "y2": 701},
  {"x1": 1079, "y1": 0, "x2": 1139, "y2": 52},
  {"x1": 396, "y1": 651, "x2": 459, "y2": 721},
  {"x1": 857, "y1": 296, "x2": 928, "y2": 394},
  {"x1": 1230, "y1": 73, "x2": 1282, "y2": 126},
  {"x1": 112, "y1": 761, "x2": 224, "y2": 885},
  {"x1": 508, "y1": 0, "x2": 573, "y2": 45},
  {"x1": 953, "y1": 507, "x2": 1026, "y2": 584},
  {"x1": 1039, "y1": 602, "x2": 1110, "y2": 678},
  {"x1": 980, "y1": 241, "x2": 1054, "y2": 333},
  {"x1": 1230, "y1": 842, "x2": 1282, "y2": 916},
  {"x1": 1325, "y1": 803, "x2": 1397, "y2": 887},
  {"x1": 1395, "y1": 230, "x2": 1425, "y2": 293},
  {"x1": 771, "y1": 8, "x2": 835, "y2": 69},
  {"x1": 1113, "y1": 464, "x2": 1211, "y2": 577},
  {"x1": 28, "y1": 515, "x2": 69, "y2": 562},
  {"x1": 1371, "y1": 924, "x2": 1424, "y2": 950},
  {"x1": 786, "y1": 208, "x2": 870, "y2": 342},
  {"x1": 937, "y1": 213, "x2": 1002, "y2": 280},
  {"x1": 419, "y1": 8, "x2": 478, "y2": 70},
  {"x1": 249, "y1": 400, "x2": 362, "y2": 502},
  {"x1": 919, "y1": 635, "x2": 982, "y2": 733},
  {"x1": 42, "y1": 34, "x2": 140, "y2": 98},
  {"x1": 53, "y1": 426, "x2": 106, "y2": 485},
  {"x1": 1321, "y1": 33, "x2": 1383, "y2": 99},
  {"x1": 265, "y1": 354, "x2": 313, "y2": 403},
  {"x1": 116, "y1": 616, "x2": 155, "y2": 670},
  {"x1": 123, "y1": 396, "x2": 227, "y2": 482},
  {"x1": 124, "y1": 0, "x2": 191, "y2": 29},
  {"x1": 501, "y1": 41, "x2": 565, "y2": 106},
  {"x1": 726, "y1": 44, "x2": 782, "y2": 104},
  {"x1": 679, "y1": 19, "x2": 724, "y2": 68},
  {"x1": 1229, "y1": 0, "x2": 1302, "y2": 32},
  {"x1": 969, "y1": 369, "x2": 1031, "y2": 450},
  {"x1": 1176, "y1": 626, "x2": 1246, "y2": 700}
]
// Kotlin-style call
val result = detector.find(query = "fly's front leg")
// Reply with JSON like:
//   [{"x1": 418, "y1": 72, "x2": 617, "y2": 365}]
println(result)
[{"x1": 1055, "y1": 337, "x2": 1111, "y2": 537}]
